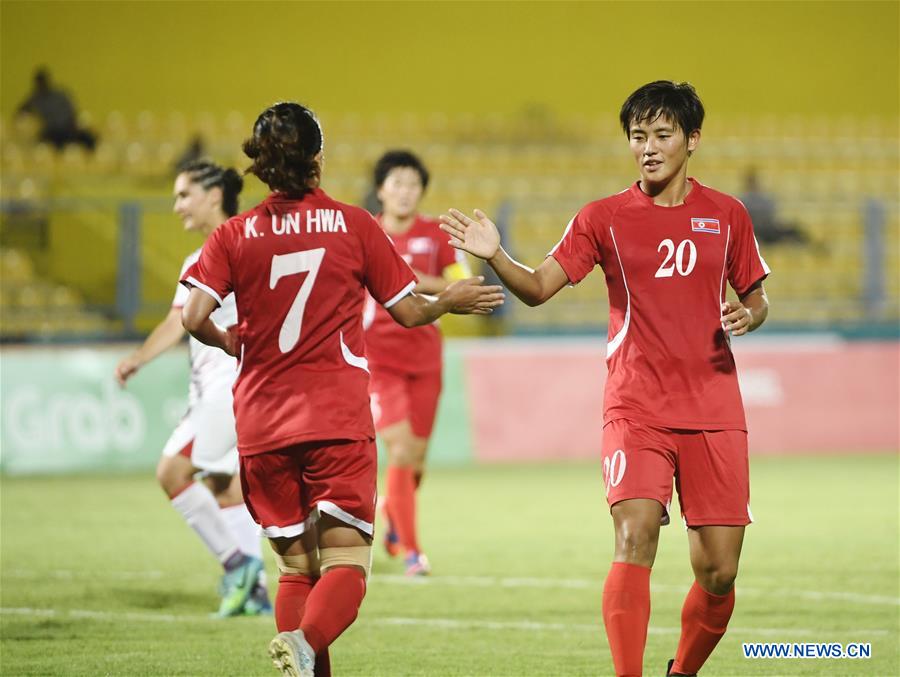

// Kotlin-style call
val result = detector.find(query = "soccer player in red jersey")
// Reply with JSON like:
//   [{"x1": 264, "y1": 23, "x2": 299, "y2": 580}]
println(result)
[
  {"x1": 441, "y1": 81, "x2": 770, "y2": 677},
  {"x1": 114, "y1": 161, "x2": 269, "y2": 617},
  {"x1": 364, "y1": 150, "x2": 472, "y2": 576},
  {"x1": 179, "y1": 103, "x2": 504, "y2": 677}
]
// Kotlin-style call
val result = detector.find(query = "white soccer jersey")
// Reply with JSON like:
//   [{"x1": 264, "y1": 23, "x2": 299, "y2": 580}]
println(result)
[{"x1": 173, "y1": 249, "x2": 238, "y2": 405}]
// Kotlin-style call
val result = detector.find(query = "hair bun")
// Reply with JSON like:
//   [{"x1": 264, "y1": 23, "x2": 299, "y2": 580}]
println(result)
[{"x1": 222, "y1": 167, "x2": 244, "y2": 194}]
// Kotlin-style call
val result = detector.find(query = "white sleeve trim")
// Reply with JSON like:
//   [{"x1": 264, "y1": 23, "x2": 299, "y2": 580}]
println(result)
[
  {"x1": 753, "y1": 236, "x2": 771, "y2": 275},
  {"x1": 383, "y1": 280, "x2": 416, "y2": 309},
  {"x1": 548, "y1": 215, "x2": 576, "y2": 256},
  {"x1": 185, "y1": 276, "x2": 224, "y2": 306}
]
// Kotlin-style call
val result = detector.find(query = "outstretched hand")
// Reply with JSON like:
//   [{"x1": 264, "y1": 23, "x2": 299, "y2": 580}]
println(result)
[
  {"x1": 439, "y1": 209, "x2": 501, "y2": 261},
  {"x1": 439, "y1": 276, "x2": 505, "y2": 315}
]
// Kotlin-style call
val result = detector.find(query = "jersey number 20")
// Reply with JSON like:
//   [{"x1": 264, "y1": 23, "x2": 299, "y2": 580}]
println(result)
[
  {"x1": 655, "y1": 238, "x2": 697, "y2": 278},
  {"x1": 269, "y1": 248, "x2": 326, "y2": 353}
]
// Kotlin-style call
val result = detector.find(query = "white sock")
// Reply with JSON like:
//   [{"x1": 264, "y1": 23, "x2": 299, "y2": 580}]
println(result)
[
  {"x1": 220, "y1": 503, "x2": 262, "y2": 559},
  {"x1": 170, "y1": 482, "x2": 240, "y2": 567}
]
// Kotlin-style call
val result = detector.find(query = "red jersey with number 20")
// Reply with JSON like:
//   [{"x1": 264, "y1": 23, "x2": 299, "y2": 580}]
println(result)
[
  {"x1": 182, "y1": 189, "x2": 416, "y2": 455},
  {"x1": 550, "y1": 179, "x2": 770, "y2": 431}
]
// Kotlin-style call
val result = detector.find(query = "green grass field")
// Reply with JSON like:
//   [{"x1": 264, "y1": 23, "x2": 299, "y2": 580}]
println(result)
[{"x1": 2, "y1": 454, "x2": 897, "y2": 676}]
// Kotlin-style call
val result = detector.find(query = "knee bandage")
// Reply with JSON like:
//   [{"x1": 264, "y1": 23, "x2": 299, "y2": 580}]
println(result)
[
  {"x1": 273, "y1": 550, "x2": 320, "y2": 577},
  {"x1": 319, "y1": 545, "x2": 372, "y2": 578}
]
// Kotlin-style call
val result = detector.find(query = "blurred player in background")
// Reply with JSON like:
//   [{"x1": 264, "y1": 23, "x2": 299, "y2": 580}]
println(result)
[
  {"x1": 441, "y1": 81, "x2": 770, "y2": 677},
  {"x1": 364, "y1": 150, "x2": 471, "y2": 576},
  {"x1": 114, "y1": 161, "x2": 269, "y2": 618},
  {"x1": 180, "y1": 102, "x2": 504, "y2": 677}
]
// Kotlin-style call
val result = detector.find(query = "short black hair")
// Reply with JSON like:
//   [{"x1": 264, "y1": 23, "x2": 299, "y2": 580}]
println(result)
[
  {"x1": 619, "y1": 81, "x2": 705, "y2": 138},
  {"x1": 373, "y1": 150, "x2": 429, "y2": 190}
]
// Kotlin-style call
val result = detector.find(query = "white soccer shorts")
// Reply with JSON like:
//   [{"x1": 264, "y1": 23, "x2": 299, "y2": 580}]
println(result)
[{"x1": 161, "y1": 383, "x2": 238, "y2": 475}]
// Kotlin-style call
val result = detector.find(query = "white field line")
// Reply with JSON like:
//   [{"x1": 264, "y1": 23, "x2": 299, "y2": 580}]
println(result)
[
  {"x1": 0, "y1": 607, "x2": 889, "y2": 638},
  {"x1": 4, "y1": 569, "x2": 897, "y2": 606},
  {"x1": 3, "y1": 569, "x2": 164, "y2": 581},
  {"x1": 371, "y1": 574, "x2": 900, "y2": 607}
]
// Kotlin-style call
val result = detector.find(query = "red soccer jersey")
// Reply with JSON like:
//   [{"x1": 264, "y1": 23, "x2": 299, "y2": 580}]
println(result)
[
  {"x1": 364, "y1": 215, "x2": 463, "y2": 374},
  {"x1": 550, "y1": 179, "x2": 770, "y2": 430},
  {"x1": 182, "y1": 189, "x2": 416, "y2": 455}
]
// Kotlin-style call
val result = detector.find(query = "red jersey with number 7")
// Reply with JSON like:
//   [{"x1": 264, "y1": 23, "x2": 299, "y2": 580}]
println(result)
[
  {"x1": 550, "y1": 178, "x2": 770, "y2": 431},
  {"x1": 181, "y1": 189, "x2": 416, "y2": 455}
]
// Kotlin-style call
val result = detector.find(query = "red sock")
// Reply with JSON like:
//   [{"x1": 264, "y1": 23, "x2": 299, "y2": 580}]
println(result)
[
  {"x1": 385, "y1": 466, "x2": 419, "y2": 554},
  {"x1": 300, "y1": 567, "x2": 367, "y2": 655},
  {"x1": 275, "y1": 574, "x2": 316, "y2": 632},
  {"x1": 671, "y1": 582, "x2": 735, "y2": 675},
  {"x1": 602, "y1": 562, "x2": 651, "y2": 677},
  {"x1": 274, "y1": 574, "x2": 331, "y2": 675}
]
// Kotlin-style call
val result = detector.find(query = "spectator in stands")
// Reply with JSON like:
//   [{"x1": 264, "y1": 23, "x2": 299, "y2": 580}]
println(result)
[
  {"x1": 16, "y1": 68, "x2": 97, "y2": 152},
  {"x1": 740, "y1": 169, "x2": 811, "y2": 247}
]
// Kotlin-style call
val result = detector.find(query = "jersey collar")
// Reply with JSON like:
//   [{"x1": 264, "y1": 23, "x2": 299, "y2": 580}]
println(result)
[{"x1": 630, "y1": 177, "x2": 702, "y2": 208}]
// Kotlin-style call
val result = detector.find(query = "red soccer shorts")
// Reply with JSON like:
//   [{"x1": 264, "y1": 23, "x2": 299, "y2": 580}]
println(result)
[
  {"x1": 601, "y1": 418, "x2": 751, "y2": 527},
  {"x1": 368, "y1": 366, "x2": 442, "y2": 438},
  {"x1": 239, "y1": 439, "x2": 377, "y2": 539}
]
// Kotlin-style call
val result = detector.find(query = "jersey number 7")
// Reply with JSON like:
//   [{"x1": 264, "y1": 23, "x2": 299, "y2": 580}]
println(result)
[{"x1": 269, "y1": 248, "x2": 326, "y2": 353}]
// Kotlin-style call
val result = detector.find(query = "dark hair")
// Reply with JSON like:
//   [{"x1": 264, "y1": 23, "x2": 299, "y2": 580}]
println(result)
[
  {"x1": 178, "y1": 160, "x2": 243, "y2": 217},
  {"x1": 619, "y1": 81, "x2": 705, "y2": 138},
  {"x1": 243, "y1": 102, "x2": 323, "y2": 197},
  {"x1": 373, "y1": 150, "x2": 430, "y2": 191}
]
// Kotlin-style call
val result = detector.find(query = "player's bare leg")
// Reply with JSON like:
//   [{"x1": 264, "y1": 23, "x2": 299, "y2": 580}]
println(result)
[
  {"x1": 668, "y1": 526, "x2": 744, "y2": 676},
  {"x1": 156, "y1": 451, "x2": 198, "y2": 498},
  {"x1": 381, "y1": 420, "x2": 430, "y2": 574},
  {"x1": 611, "y1": 498, "x2": 664, "y2": 567},
  {"x1": 604, "y1": 498, "x2": 663, "y2": 677}
]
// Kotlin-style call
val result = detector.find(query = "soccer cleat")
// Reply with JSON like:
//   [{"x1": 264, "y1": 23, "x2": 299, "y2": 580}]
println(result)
[
  {"x1": 243, "y1": 581, "x2": 273, "y2": 616},
  {"x1": 269, "y1": 629, "x2": 315, "y2": 677},
  {"x1": 216, "y1": 555, "x2": 264, "y2": 617},
  {"x1": 404, "y1": 551, "x2": 431, "y2": 576},
  {"x1": 666, "y1": 659, "x2": 696, "y2": 676}
]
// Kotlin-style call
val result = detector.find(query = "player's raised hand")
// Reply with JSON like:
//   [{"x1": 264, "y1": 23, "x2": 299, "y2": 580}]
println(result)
[
  {"x1": 721, "y1": 300, "x2": 753, "y2": 336},
  {"x1": 439, "y1": 276, "x2": 505, "y2": 315},
  {"x1": 440, "y1": 209, "x2": 501, "y2": 261}
]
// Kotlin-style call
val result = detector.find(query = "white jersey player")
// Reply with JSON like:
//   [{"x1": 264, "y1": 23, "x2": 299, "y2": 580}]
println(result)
[
  {"x1": 162, "y1": 247, "x2": 239, "y2": 475},
  {"x1": 114, "y1": 160, "x2": 269, "y2": 617}
]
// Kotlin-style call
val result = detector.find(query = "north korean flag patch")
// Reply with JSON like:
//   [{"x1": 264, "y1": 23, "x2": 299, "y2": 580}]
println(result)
[{"x1": 691, "y1": 218, "x2": 721, "y2": 234}]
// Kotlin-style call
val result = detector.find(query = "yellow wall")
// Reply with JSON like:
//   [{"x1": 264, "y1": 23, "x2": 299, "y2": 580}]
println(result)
[{"x1": 2, "y1": 0, "x2": 897, "y2": 119}]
